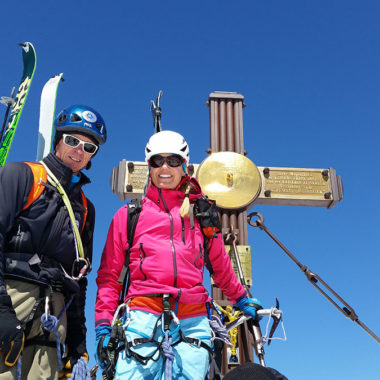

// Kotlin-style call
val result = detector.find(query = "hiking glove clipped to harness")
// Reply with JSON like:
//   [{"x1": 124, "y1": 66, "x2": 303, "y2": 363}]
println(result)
[
  {"x1": 234, "y1": 296, "x2": 263, "y2": 321},
  {"x1": 0, "y1": 294, "x2": 25, "y2": 366},
  {"x1": 59, "y1": 353, "x2": 91, "y2": 380},
  {"x1": 95, "y1": 325, "x2": 112, "y2": 369}
]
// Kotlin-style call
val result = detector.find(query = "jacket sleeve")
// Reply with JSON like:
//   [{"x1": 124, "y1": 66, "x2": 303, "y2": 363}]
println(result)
[
  {"x1": 0, "y1": 162, "x2": 33, "y2": 290},
  {"x1": 95, "y1": 206, "x2": 128, "y2": 327},
  {"x1": 207, "y1": 234, "x2": 246, "y2": 304},
  {"x1": 65, "y1": 198, "x2": 95, "y2": 358}
]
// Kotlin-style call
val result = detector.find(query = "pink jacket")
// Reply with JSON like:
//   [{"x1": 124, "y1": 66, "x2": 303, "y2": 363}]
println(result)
[{"x1": 95, "y1": 180, "x2": 246, "y2": 326}]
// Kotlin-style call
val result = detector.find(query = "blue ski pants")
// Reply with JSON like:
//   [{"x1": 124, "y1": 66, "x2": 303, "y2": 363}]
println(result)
[{"x1": 115, "y1": 310, "x2": 212, "y2": 380}]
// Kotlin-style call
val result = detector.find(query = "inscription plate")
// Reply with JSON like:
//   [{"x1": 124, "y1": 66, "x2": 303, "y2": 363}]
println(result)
[
  {"x1": 125, "y1": 161, "x2": 148, "y2": 194},
  {"x1": 255, "y1": 166, "x2": 341, "y2": 208},
  {"x1": 225, "y1": 245, "x2": 252, "y2": 286}
]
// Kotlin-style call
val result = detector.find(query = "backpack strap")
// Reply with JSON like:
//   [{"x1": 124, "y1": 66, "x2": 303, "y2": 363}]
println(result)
[
  {"x1": 23, "y1": 162, "x2": 47, "y2": 210},
  {"x1": 80, "y1": 190, "x2": 88, "y2": 233},
  {"x1": 117, "y1": 199, "x2": 143, "y2": 303},
  {"x1": 23, "y1": 161, "x2": 88, "y2": 235},
  {"x1": 203, "y1": 235, "x2": 215, "y2": 276}
]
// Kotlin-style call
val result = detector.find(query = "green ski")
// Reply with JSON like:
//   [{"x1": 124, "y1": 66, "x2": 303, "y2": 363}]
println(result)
[{"x1": 0, "y1": 42, "x2": 37, "y2": 166}]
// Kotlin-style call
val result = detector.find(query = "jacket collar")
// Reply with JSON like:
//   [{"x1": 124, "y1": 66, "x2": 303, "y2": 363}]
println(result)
[
  {"x1": 42, "y1": 153, "x2": 91, "y2": 193},
  {"x1": 145, "y1": 177, "x2": 203, "y2": 212}
]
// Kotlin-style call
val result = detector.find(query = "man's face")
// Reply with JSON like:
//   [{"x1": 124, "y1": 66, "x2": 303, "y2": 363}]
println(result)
[
  {"x1": 55, "y1": 133, "x2": 97, "y2": 174},
  {"x1": 150, "y1": 153, "x2": 185, "y2": 190}
]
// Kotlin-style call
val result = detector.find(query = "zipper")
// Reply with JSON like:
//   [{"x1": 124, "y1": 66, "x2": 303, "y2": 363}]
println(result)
[
  {"x1": 15, "y1": 224, "x2": 24, "y2": 252},
  {"x1": 139, "y1": 243, "x2": 147, "y2": 280},
  {"x1": 158, "y1": 188, "x2": 177, "y2": 288},
  {"x1": 181, "y1": 217, "x2": 185, "y2": 244},
  {"x1": 194, "y1": 243, "x2": 204, "y2": 268}
]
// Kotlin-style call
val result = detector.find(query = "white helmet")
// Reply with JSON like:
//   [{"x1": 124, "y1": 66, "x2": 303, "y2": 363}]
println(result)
[{"x1": 145, "y1": 130, "x2": 190, "y2": 164}]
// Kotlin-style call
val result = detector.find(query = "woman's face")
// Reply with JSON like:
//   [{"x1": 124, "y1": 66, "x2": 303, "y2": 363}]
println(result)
[{"x1": 149, "y1": 153, "x2": 185, "y2": 190}]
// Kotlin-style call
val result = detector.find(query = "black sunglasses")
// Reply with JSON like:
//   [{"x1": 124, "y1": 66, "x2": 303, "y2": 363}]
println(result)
[
  {"x1": 150, "y1": 154, "x2": 183, "y2": 168},
  {"x1": 63, "y1": 134, "x2": 98, "y2": 155}
]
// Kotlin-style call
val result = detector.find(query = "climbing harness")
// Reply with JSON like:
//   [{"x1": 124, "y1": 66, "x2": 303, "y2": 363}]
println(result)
[
  {"x1": 150, "y1": 90, "x2": 163, "y2": 133},
  {"x1": 98, "y1": 295, "x2": 214, "y2": 380},
  {"x1": 248, "y1": 211, "x2": 380, "y2": 345}
]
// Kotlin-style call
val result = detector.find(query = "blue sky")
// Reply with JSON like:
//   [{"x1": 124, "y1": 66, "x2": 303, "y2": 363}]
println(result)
[{"x1": 1, "y1": 1, "x2": 379, "y2": 379}]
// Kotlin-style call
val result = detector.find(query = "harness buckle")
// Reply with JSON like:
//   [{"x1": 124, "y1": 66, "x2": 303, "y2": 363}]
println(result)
[
  {"x1": 130, "y1": 337, "x2": 139, "y2": 347},
  {"x1": 193, "y1": 338, "x2": 202, "y2": 347}
]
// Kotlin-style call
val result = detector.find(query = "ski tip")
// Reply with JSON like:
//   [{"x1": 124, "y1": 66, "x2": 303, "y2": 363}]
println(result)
[{"x1": 18, "y1": 42, "x2": 35, "y2": 53}]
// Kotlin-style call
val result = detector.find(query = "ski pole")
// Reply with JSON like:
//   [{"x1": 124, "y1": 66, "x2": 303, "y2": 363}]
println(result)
[{"x1": 0, "y1": 87, "x2": 16, "y2": 143}]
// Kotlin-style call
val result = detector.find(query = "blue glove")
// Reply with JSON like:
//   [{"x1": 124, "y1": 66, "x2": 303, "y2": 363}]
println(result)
[
  {"x1": 69, "y1": 356, "x2": 91, "y2": 380},
  {"x1": 95, "y1": 325, "x2": 112, "y2": 369},
  {"x1": 234, "y1": 296, "x2": 263, "y2": 321}
]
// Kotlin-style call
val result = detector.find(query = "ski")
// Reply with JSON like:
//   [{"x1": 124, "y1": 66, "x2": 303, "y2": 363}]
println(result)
[
  {"x1": 0, "y1": 42, "x2": 37, "y2": 167},
  {"x1": 36, "y1": 73, "x2": 64, "y2": 161}
]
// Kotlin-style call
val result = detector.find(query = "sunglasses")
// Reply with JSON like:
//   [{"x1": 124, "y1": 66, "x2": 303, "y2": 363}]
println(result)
[
  {"x1": 63, "y1": 134, "x2": 98, "y2": 154},
  {"x1": 150, "y1": 154, "x2": 183, "y2": 168}
]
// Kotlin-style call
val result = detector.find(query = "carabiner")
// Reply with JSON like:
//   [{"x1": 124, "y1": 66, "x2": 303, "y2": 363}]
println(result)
[{"x1": 71, "y1": 257, "x2": 90, "y2": 280}]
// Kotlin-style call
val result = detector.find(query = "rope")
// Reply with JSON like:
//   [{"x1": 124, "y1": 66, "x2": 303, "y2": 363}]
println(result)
[
  {"x1": 40, "y1": 296, "x2": 74, "y2": 370},
  {"x1": 209, "y1": 315, "x2": 233, "y2": 346},
  {"x1": 162, "y1": 330, "x2": 175, "y2": 380}
]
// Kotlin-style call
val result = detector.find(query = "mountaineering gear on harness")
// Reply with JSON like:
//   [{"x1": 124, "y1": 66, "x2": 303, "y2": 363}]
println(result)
[
  {"x1": 54, "y1": 105, "x2": 107, "y2": 146},
  {"x1": 59, "y1": 352, "x2": 91, "y2": 380},
  {"x1": 145, "y1": 130, "x2": 190, "y2": 165},
  {"x1": 98, "y1": 323, "x2": 125, "y2": 380},
  {"x1": 40, "y1": 161, "x2": 90, "y2": 279},
  {"x1": 248, "y1": 211, "x2": 380, "y2": 345},
  {"x1": 234, "y1": 296, "x2": 263, "y2": 322},
  {"x1": 0, "y1": 294, "x2": 25, "y2": 367}
]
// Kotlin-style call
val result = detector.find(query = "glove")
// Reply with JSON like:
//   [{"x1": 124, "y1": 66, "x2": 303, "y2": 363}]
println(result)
[
  {"x1": 0, "y1": 294, "x2": 25, "y2": 366},
  {"x1": 59, "y1": 353, "x2": 91, "y2": 380},
  {"x1": 234, "y1": 296, "x2": 263, "y2": 321},
  {"x1": 95, "y1": 325, "x2": 111, "y2": 369}
]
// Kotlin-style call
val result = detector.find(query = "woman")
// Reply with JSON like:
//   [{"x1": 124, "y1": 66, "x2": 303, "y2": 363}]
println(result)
[{"x1": 95, "y1": 130, "x2": 262, "y2": 379}]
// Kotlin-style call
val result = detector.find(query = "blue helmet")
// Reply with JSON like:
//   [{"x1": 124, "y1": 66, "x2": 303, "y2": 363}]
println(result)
[{"x1": 54, "y1": 105, "x2": 107, "y2": 145}]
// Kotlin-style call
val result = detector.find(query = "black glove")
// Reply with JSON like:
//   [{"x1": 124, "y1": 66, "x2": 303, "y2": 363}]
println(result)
[{"x1": 0, "y1": 294, "x2": 25, "y2": 366}]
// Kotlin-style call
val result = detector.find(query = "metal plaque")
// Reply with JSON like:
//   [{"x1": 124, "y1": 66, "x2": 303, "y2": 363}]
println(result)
[
  {"x1": 224, "y1": 245, "x2": 252, "y2": 286},
  {"x1": 196, "y1": 152, "x2": 261, "y2": 209},
  {"x1": 255, "y1": 166, "x2": 343, "y2": 208}
]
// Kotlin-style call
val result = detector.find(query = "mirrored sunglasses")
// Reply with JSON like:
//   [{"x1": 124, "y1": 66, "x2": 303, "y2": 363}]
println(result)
[
  {"x1": 63, "y1": 134, "x2": 98, "y2": 155},
  {"x1": 150, "y1": 154, "x2": 183, "y2": 168}
]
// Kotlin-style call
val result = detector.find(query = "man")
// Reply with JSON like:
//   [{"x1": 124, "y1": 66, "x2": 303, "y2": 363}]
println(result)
[
  {"x1": 0, "y1": 105, "x2": 107, "y2": 379},
  {"x1": 95, "y1": 130, "x2": 262, "y2": 379}
]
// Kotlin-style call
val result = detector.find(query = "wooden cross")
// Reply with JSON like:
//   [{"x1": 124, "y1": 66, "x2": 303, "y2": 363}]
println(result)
[{"x1": 110, "y1": 90, "x2": 343, "y2": 374}]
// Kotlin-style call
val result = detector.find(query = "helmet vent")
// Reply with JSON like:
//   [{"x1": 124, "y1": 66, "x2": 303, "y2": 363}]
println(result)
[
  {"x1": 58, "y1": 113, "x2": 68, "y2": 124},
  {"x1": 180, "y1": 146, "x2": 187, "y2": 152},
  {"x1": 70, "y1": 113, "x2": 82, "y2": 122},
  {"x1": 95, "y1": 123, "x2": 104, "y2": 133}
]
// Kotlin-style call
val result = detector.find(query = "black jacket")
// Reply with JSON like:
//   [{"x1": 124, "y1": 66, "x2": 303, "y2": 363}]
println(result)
[{"x1": 0, "y1": 153, "x2": 95, "y2": 358}]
